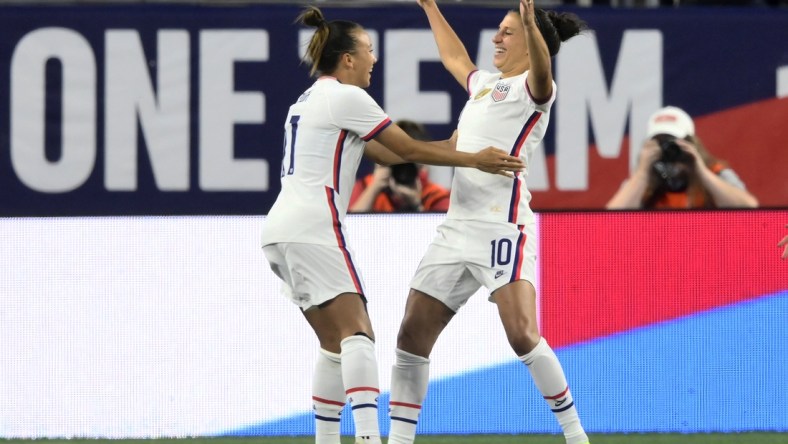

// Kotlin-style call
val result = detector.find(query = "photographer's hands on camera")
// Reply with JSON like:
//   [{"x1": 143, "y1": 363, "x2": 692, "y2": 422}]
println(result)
[
  {"x1": 369, "y1": 164, "x2": 392, "y2": 193},
  {"x1": 672, "y1": 138, "x2": 702, "y2": 167},
  {"x1": 388, "y1": 177, "x2": 424, "y2": 211},
  {"x1": 638, "y1": 137, "x2": 702, "y2": 175}
]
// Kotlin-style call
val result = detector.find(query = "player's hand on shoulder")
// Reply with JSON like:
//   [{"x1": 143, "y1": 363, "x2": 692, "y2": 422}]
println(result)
[{"x1": 473, "y1": 147, "x2": 524, "y2": 177}]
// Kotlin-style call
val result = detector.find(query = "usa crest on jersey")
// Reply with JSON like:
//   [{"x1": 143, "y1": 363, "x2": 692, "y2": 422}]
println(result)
[{"x1": 491, "y1": 82, "x2": 510, "y2": 102}]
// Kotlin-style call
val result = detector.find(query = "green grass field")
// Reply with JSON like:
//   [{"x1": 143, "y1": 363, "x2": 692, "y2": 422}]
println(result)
[{"x1": 4, "y1": 435, "x2": 788, "y2": 444}]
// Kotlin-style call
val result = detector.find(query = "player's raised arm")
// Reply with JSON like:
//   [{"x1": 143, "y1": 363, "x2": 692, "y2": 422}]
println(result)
[
  {"x1": 520, "y1": 0, "x2": 553, "y2": 101},
  {"x1": 416, "y1": 0, "x2": 477, "y2": 88}
]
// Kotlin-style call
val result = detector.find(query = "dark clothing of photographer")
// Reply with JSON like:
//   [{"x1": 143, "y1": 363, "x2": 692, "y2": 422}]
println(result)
[{"x1": 606, "y1": 106, "x2": 758, "y2": 209}]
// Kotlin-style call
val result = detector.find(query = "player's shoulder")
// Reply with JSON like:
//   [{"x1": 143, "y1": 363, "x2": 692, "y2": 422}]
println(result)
[
  {"x1": 334, "y1": 81, "x2": 372, "y2": 99},
  {"x1": 470, "y1": 69, "x2": 500, "y2": 84},
  {"x1": 329, "y1": 84, "x2": 380, "y2": 113}
]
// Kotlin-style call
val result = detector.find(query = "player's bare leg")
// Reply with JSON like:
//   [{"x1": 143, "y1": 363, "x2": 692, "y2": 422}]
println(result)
[
  {"x1": 493, "y1": 280, "x2": 589, "y2": 444},
  {"x1": 388, "y1": 289, "x2": 455, "y2": 444},
  {"x1": 305, "y1": 293, "x2": 382, "y2": 444}
]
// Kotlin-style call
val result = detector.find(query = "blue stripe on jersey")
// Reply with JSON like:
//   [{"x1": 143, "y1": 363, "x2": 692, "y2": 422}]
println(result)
[
  {"x1": 325, "y1": 187, "x2": 365, "y2": 294},
  {"x1": 362, "y1": 118, "x2": 393, "y2": 141},
  {"x1": 509, "y1": 112, "x2": 539, "y2": 157},
  {"x1": 508, "y1": 176, "x2": 521, "y2": 223},
  {"x1": 333, "y1": 130, "x2": 348, "y2": 193},
  {"x1": 509, "y1": 225, "x2": 526, "y2": 283},
  {"x1": 507, "y1": 111, "x2": 540, "y2": 223}
]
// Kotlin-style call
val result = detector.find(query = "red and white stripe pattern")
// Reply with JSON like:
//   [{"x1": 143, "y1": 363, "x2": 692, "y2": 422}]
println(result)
[{"x1": 544, "y1": 386, "x2": 574, "y2": 413}]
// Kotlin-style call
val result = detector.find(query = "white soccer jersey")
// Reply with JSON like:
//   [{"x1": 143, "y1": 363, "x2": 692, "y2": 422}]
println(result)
[
  {"x1": 262, "y1": 77, "x2": 391, "y2": 246},
  {"x1": 447, "y1": 69, "x2": 556, "y2": 225}
]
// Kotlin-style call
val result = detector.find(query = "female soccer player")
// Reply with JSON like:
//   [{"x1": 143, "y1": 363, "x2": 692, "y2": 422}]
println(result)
[
  {"x1": 388, "y1": 1, "x2": 591, "y2": 443},
  {"x1": 260, "y1": 6, "x2": 523, "y2": 444}
]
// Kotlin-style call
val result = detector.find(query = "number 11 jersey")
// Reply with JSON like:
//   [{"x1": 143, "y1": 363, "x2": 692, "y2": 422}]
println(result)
[{"x1": 262, "y1": 76, "x2": 391, "y2": 247}]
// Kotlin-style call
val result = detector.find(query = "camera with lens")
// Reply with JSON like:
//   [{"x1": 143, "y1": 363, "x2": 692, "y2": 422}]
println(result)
[
  {"x1": 652, "y1": 135, "x2": 692, "y2": 192},
  {"x1": 657, "y1": 136, "x2": 690, "y2": 163},
  {"x1": 390, "y1": 163, "x2": 419, "y2": 187}
]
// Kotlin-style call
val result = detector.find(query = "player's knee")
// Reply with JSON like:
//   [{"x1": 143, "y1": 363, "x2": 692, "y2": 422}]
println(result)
[
  {"x1": 508, "y1": 329, "x2": 541, "y2": 356},
  {"x1": 395, "y1": 326, "x2": 416, "y2": 349},
  {"x1": 396, "y1": 327, "x2": 428, "y2": 357}
]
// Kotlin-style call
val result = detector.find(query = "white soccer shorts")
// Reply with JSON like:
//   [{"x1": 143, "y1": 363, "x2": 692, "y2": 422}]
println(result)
[
  {"x1": 409, "y1": 218, "x2": 536, "y2": 312},
  {"x1": 263, "y1": 242, "x2": 367, "y2": 311}
]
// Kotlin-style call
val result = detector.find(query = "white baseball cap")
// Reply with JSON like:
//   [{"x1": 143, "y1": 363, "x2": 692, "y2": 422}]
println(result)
[{"x1": 646, "y1": 106, "x2": 695, "y2": 139}]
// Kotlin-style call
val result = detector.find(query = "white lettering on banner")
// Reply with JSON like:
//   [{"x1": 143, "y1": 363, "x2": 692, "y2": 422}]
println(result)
[
  {"x1": 10, "y1": 28, "x2": 97, "y2": 193},
  {"x1": 9, "y1": 28, "x2": 273, "y2": 194},
  {"x1": 199, "y1": 30, "x2": 269, "y2": 191},
  {"x1": 383, "y1": 30, "x2": 450, "y2": 123},
  {"x1": 555, "y1": 30, "x2": 662, "y2": 189},
  {"x1": 7, "y1": 26, "x2": 663, "y2": 196},
  {"x1": 778, "y1": 65, "x2": 788, "y2": 98},
  {"x1": 105, "y1": 30, "x2": 190, "y2": 191}
]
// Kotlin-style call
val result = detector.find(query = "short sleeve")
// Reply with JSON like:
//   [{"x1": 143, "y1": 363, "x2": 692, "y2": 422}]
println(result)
[
  {"x1": 466, "y1": 70, "x2": 497, "y2": 97},
  {"x1": 329, "y1": 86, "x2": 392, "y2": 141},
  {"x1": 524, "y1": 74, "x2": 557, "y2": 112}
]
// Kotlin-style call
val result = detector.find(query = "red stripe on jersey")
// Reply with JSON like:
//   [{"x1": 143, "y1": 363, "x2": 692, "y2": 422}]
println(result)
[
  {"x1": 544, "y1": 386, "x2": 570, "y2": 400},
  {"x1": 390, "y1": 401, "x2": 422, "y2": 409},
  {"x1": 511, "y1": 112, "x2": 541, "y2": 158},
  {"x1": 313, "y1": 396, "x2": 346, "y2": 407},
  {"x1": 325, "y1": 187, "x2": 345, "y2": 247},
  {"x1": 362, "y1": 118, "x2": 393, "y2": 141},
  {"x1": 510, "y1": 224, "x2": 527, "y2": 282},
  {"x1": 324, "y1": 187, "x2": 364, "y2": 294},
  {"x1": 333, "y1": 130, "x2": 348, "y2": 192},
  {"x1": 508, "y1": 112, "x2": 541, "y2": 223},
  {"x1": 346, "y1": 386, "x2": 380, "y2": 395},
  {"x1": 509, "y1": 176, "x2": 522, "y2": 223}
]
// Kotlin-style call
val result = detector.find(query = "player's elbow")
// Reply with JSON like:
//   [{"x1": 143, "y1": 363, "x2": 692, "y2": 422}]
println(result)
[{"x1": 396, "y1": 145, "x2": 421, "y2": 162}]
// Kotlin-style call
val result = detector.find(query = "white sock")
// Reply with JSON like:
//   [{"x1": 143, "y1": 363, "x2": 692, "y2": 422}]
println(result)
[
  {"x1": 312, "y1": 349, "x2": 345, "y2": 444},
  {"x1": 519, "y1": 337, "x2": 588, "y2": 444},
  {"x1": 388, "y1": 348, "x2": 430, "y2": 444},
  {"x1": 340, "y1": 335, "x2": 381, "y2": 443}
]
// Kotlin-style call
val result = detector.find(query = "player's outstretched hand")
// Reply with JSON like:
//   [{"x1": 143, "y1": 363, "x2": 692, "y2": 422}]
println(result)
[
  {"x1": 779, "y1": 224, "x2": 788, "y2": 260},
  {"x1": 520, "y1": 0, "x2": 535, "y2": 25},
  {"x1": 416, "y1": 0, "x2": 436, "y2": 9},
  {"x1": 473, "y1": 147, "x2": 524, "y2": 177}
]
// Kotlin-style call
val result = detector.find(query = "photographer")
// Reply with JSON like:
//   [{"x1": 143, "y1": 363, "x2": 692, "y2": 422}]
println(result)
[
  {"x1": 606, "y1": 106, "x2": 758, "y2": 209},
  {"x1": 349, "y1": 120, "x2": 451, "y2": 213}
]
